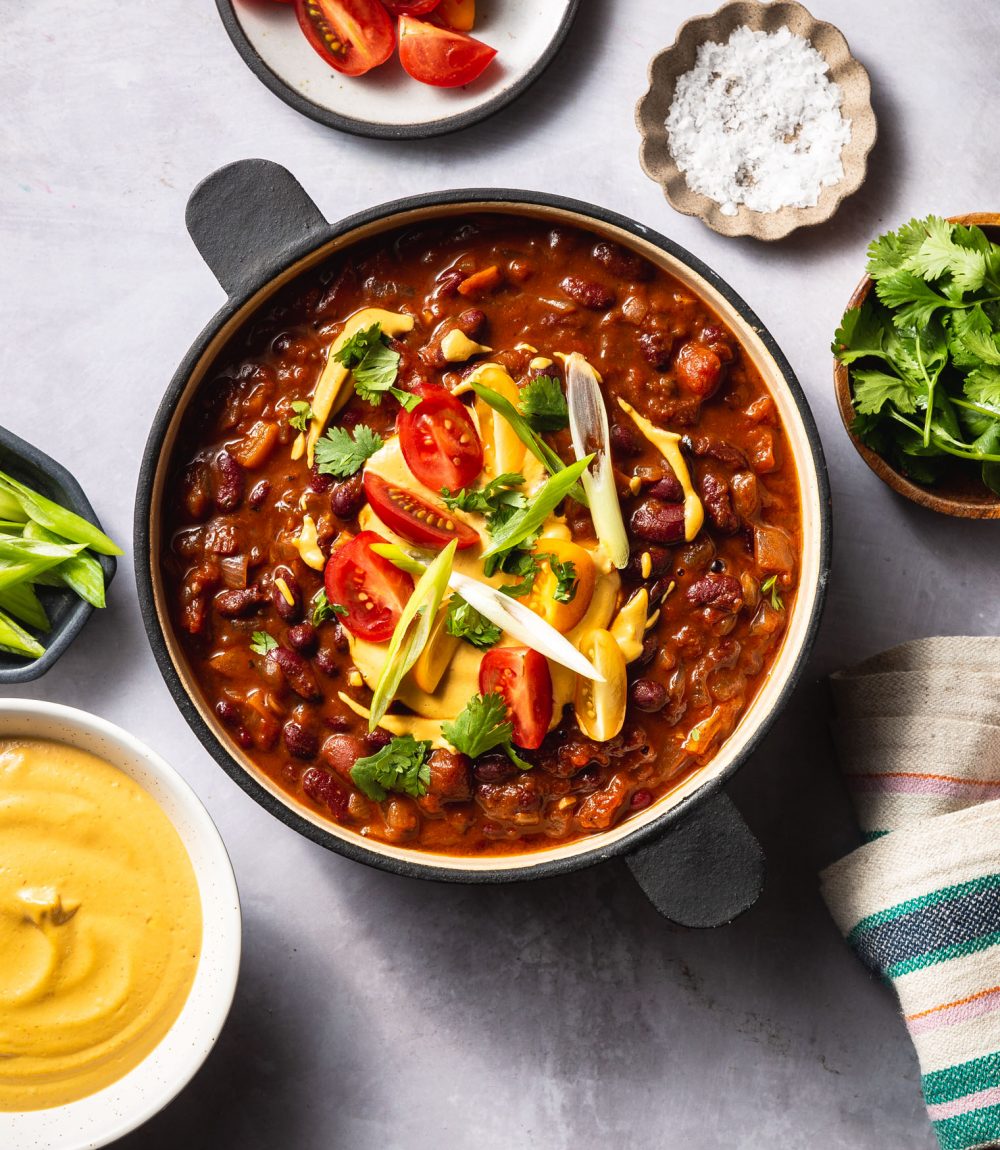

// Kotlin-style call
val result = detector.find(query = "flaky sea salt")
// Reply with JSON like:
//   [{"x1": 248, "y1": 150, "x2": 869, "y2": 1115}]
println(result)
[{"x1": 665, "y1": 25, "x2": 852, "y2": 216}]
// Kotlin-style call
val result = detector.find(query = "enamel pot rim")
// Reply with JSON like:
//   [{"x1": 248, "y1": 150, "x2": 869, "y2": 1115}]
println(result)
[{"x1": 134, "y1": 167, "x2": 831, "y2": 921}]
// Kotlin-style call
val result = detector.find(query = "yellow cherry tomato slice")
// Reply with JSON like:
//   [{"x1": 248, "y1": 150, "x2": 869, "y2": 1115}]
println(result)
[
  {"x1": 523, "y1": 539, "x2": 596, "y2": 634},
  {"x1": 574, "y1": 628, "x2": 627, "y2": 743}
]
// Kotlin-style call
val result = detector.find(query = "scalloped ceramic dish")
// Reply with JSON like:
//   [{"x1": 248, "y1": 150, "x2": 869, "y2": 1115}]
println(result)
[{"x1": 635, "y1": 0, "x2": 877, "y2": 241}]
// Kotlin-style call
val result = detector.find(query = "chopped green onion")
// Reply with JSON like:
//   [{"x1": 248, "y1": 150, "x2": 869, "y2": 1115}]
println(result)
[
  {"x1": 368, "y1": 540, "x2": 456, "y2": 731},
  {"x1": 0, "y1": 472, "x2": 122, "y2": 556},
  {"x1": 0, "y1": 582, "x2": 50, "y2": 632},
  {"x1": 480, "y1": 456, "x2": 592, "y2": 560},
  {"x1": 470, "y1": 382, "x2": 589, "y2": 507},
  {"x1": 565, "y1": 353, "x2": 629, "y2": 569},
  {"x1": 0, "y1": 607, "x2": 45, "y2": 659},
  {"x1": 21, "y1": 522, "x2": 106, "y2": 608}
]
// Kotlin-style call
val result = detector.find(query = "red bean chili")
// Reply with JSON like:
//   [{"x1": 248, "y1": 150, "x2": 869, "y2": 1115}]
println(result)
[{"x1": 161, "y1": 215, "x2": 801, "y2": 856}]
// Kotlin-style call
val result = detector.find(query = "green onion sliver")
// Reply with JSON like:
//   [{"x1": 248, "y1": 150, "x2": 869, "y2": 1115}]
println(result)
[
  {"x1": 0, "y1": 472, "x2": 122, "y2": 556},
  {"x1": 22, "y1": 522, "x2": 106, "y2": 607},
  {"x1": 368, "y1": 540, "x2": 456, "y2": 731},
  {"x1": 0, "y1": 607, "x2": 45, "y2": 658},
  {"x1": 480, "y1": 456, "x2": 592, "y2": 560}
]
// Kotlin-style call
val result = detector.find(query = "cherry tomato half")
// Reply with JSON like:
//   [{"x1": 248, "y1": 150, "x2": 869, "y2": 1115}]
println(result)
[
  {"x1": 398, "y1": 386, "x2": 484, "y2": 492},
  {"x1": 363, "y1": 471, "x2": 480, "y2": 551},
  {"x1": 324, "y1": 530, "x2": 415, "y2": 642},
  {"x1": 397, "y1": 14, "x2": 497, "y2": 88},
  {"x1": 382, "y1": 0, "x2": 441, "y2": 13},
  {"x1": 479, "y1": 647, "x2": 553, "y2": 750},
  {"x1": 295, "y1": 0, "x2": 395, "y2": 77}
]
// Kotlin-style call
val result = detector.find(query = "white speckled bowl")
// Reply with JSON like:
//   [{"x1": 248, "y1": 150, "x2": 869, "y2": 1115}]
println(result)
[{"x1": 0, "y1": 700, "x2": 241, "y2": 1150}]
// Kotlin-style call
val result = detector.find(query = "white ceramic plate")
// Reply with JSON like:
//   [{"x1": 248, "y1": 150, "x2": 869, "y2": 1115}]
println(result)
[
  {"x1": 0, "y1": 701, "x2": 241, "y2": 1150},
  {"x1": 217, "y1": 0, "x2": 580, "y2": 138}
]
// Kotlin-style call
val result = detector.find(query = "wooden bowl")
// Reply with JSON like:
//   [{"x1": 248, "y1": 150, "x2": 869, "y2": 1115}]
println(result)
[
  {"x1": 833, "y1": 212, "x2": 1000, "y2": 519},
  {"x1": 635, "y1": 0, "x2": 877, "y2": 241}
]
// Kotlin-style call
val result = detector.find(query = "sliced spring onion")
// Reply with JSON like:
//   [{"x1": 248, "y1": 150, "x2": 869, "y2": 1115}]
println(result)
[
  {"x1": 0, "y1": 538, "x2": 86, "y2": 592},
  {"x1": 22, "y1": 522, "x2": 106, "y2": 608},
  {"x1": 565, "y1": 353, "x2": 629, "y2": 569},
  {"x1": 0, "y1": 607, "x2": 45, "y2": 659},
  {"x1": 0, "y1": 489, "x2": 28, "y2": 523},
  {"x1": 368, "y1": 540, "x2": 456, "y2": 731},
  {"x1": 480, "y1": 456, "x2": 592, "y2": 561},
  {"x1": 470, "y1": 382, "x2": 589, "y2": 507},
  {"x1": 0, "y1": 472, "x2": 122, "y2": 556},
  {"x1": 0, "y1": 582, "x2": 50, "y2": 632},
  {"x1": 370, "y1": 542, "x2": 605, "y2": 683}
]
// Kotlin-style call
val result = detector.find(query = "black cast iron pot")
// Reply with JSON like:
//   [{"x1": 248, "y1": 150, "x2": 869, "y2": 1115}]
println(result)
[{"x1": 135, "y1": 160, "x2": 831, "y2": 927}]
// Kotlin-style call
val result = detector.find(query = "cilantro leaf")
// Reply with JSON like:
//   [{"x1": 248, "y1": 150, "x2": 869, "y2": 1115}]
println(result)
[
  {"x1": 550, "y1": 555, "x2": 578, "y2": 603},
  {"x1": 851, "y1": 369, "x2": 921, "y2": 416},
  {"x1": 314, "y1": 424, "x2": 384, "y2": 477},
  {"x1": 311, "y1": 590, "x2": 347, "y2": 626},
  {"x1": 965, "y1": 366, "x2": 1000, "y2": 411},
  {"x1": 866, "y1": 217, "x2": 932, "y2": 281},
  {"x1": 761, "y1": 575, "x2": 783, "y2": 611},
  {"x1": 905, "y1": 215, "x2": 988, "y2": 292},
  {"x1": 441, "y1": 473, "x2": 527, "y2": 532},
  {"x1": 445, "y1": 596, "x2": 502, "y2": 649},
  {"x1": 519, "y1": 375, "x2": 569, "y2": 431},
  {"x1": 289, "y1": 400, "x2": 313, "y2": 432},
  {"x1": 874, "y1": 270, "x2": 955, "y2": 329},
  {"x1": 332, "y1": 322, "x2": 419, "y2": 412},
  {"x1": 832, "y1": 301, "x2": 890, "y2": 365},
  {"x1": 441, "y1": 693, "x2": 513, "y2": 759},
  {"x1": 350, "y1": 735, "x2": 431, "y2": 802},
  {"x1": 250, "y1": 631, "x2": 277, "y2": 656},
  {"x1": 497, "y1": 550, "x2": 542, "y2": 597}
]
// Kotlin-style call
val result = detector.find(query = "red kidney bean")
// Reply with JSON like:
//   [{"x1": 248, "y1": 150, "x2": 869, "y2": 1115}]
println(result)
[
  {"x1": 315, "y1": 647, "x2": 339, "y2": 676},
  {"x1": 330, "y1": 474, "x2": 364, "y2": 520},
  {"x1": 321, "y1": 734, "x2": 368, "y2": 779},
  {"x1": 215, "y1": 699, "x2": 242, "y2": 727},
  {"x1": 685, "y1": 434, "x2": 747, "y2": 468},
  {"x1": 309, "y1": 465, "x2": 333, "y2": 494},
  {"x1": 630, "y1": 678, "x2": 668, "y2": 712},
  {"x1": 635, "y1": 634, "x2": 659, "y2": 668},
  {"x1": 630, "y1": 498, "x2": 685, "y2": 544},
  {"x1": 248, "y1": 479, "x2": 271, "y2": 509},
  {"x1": 559, "y1": 276, "x2": 614, "y2": 310},
  {"x1": 213, "y1": 450, "x2": 244, "y2": 512},
  {"x1": 475, "y1": 775, "x2": 543, "y2": 819},
  {"x1": 455, "y1": 307, "x2": 486, "y2": 337},
  {"x1": 426, "y1": 749, "x2": 472, "y2": 803},
  {"x1": 610, "y1": 421, "x2": 643, "y2": 457},
  {"x1": 233, "y1": 726, "x2": 254, "y2": 751},
  {"x1": 331, "y1": 621, "x2": 350, "y2": 653},
  {"x1": 698, "y1": 472, "x2": 739, "y2": 535},
  {"x1": 625, "y1": 545, "x2": 671, "y2": 582},
  {"x1": 364, "y1": 729, "x2": 392, "y2": 752},
  {"x1": 301, "y1": 766, "x2": 348, "y2": 816},
  {"x1": 639, "y1": 330, "x2": 675, "y2": 368},
  {"x1": 630, "y1": 789, "x2": 654, "y2": 811},
  {"x1": 182, "y1": 461, "x2": 212, "y2": 520},
  {"x1": 674, "y1": 342, "x2": 723, "y2": 399},
  {"x1": 286, "y1": 621, "x2": 318, "y2": 655},
  {"x1": 271, "y1": 566, "x2": 302, "y2": 622},
  {"x1": 283, "y1": 720, "x2": 319, "y2": 760},
  {"x1": 686, "y1": 574, "x2": 744, "y2": 613},
  {"x1": 268, "y1": 647, "x2": 321, "y2": 700},
  {"x1": 473, "y1": 753, "x2": 518, "y2": 784},
  {"x1": 324, "y1": 713, "x2": 352, "y2": 732},
  {"x1": 214, "y1": 586, "x2": 265, "y2": 618},
  {"x1": 591, "y1": 240, "x2": 652, "y2": 281},
  {"x1": 647, "y1": 470, "x2": 684, "y2": 503}
]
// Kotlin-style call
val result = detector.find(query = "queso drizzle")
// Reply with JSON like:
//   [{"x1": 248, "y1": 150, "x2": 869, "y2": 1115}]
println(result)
[{"x1": 163, "y1": 215, "x2": 801, "y2": 856}]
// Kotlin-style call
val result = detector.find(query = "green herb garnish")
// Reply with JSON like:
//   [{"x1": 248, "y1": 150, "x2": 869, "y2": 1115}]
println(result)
[
  {"x1": 288, "y1": 400, "x2": 313, "y2": 433},
  {"x1": 333, "y1": 322, "x2": 419, "y2": 411},
  {"x1": 441, "y1": 473, "x2": 527, "y2": 531},
  {"x1": 314, "y1": 424, "x2": 384, "y2": 477},
  {"x1": 442, "y1": 693, "x2": 533, "y2": 768},
  {"x1": 311, "y1": 589, "x2": 347, "y2": 626},
  {"x1": 250, "y1": 631, "x2": 278, "y2": 655},
  {"x1": 519, "y1": 375, "x2": 569, "y2": 431},
  {"x1": 445, "y1": 595, "x2": 502, "y2": 648},
  {"x1": 761, "y1": 575, "x2": 784, "y2": 611},
  {"x1": 350, "y1": 734, "x2": 432, "y2": 801},
  {"x1": 834, "y1": 215, "x2": 1000, "y2": 493}
]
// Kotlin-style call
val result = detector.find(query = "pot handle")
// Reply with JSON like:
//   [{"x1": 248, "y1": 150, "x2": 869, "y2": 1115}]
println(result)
[
  {"x1": 185, "y1": 159, "x2": 329, "y2": 299},
  {"x1": 624, "y1": 790, "x2": 764, "y2": 928}
]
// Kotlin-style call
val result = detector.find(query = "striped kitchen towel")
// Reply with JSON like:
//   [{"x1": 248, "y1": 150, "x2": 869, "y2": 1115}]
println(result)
[{"x1": 820, "y1": 637, "x2": 1000, "y2": 1150}]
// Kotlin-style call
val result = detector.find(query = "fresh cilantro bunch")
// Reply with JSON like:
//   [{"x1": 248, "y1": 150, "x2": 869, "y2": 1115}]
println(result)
[
  {"x1": 350, "y1": 734, "x2": 431, "y2": 801},
  {"x1": 833, "y1": 216, "x2": 1000, "y2": 493},
  {"x1": 445, "y1": 595, "x2": 502, "y2": 649},
  {"x1": 333, "y1": 322, "x2": 420, "y2": 412},
  {"x1": 441, "y1": 472, "x2": 527, "y2": 531}
]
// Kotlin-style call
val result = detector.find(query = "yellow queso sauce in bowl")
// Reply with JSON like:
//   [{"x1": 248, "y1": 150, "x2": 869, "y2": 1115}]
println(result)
[{"x1": 0, "y1": 702, "x2": 240, "y2": 1149}]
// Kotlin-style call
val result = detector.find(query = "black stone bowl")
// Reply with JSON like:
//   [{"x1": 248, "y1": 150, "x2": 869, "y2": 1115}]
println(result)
[{"x1": 0, "y1": 426, "x2": 117, "y2": 683}]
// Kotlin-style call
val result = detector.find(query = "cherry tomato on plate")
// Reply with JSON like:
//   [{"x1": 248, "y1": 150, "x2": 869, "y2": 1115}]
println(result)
[
  {"x1": 324, "y1": 530, "x2": 414, "y2": 642},
  {"x1": 397, "y1": 14, "x2": 497, "y2": 88},
  {"x1": 363, "y1": 472, "x2": 480, "y2": 551},
  {"x1": 398, "y1": 386, "x2": 484, "y2": 491},
  {"x1": 294, "y1": 0, "x2": 395, "y2": 77},
  {"x1": 479, "y1": 647, "x2": 553, "y2": 750},
  {"x1": 382, "y1": 0, "x2": 441, "y2": 13}
]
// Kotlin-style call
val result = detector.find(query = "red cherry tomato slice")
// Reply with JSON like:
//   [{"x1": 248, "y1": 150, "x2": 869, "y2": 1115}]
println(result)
[
  {"x1": 479, "y1": 647, "x2": 553, "y2": 750},
  {"x1": 363, "y1": 472, "x2": 480, "y2": 551},
  {"x1": 398, "y1": 386, "x2": 484, "y2": 491},
  {"x1": 294, "y1": 0, "x2": 395, "y2": 77},
  {"x1": 382, "y1": 0, "x2": 441, "y2": 13},
  {"x1": 397, "y1": 14, "x2": 497, "y2": 88},
  {"x1": 324, "y1": 530, "x2": 415, "y2": 642}
]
